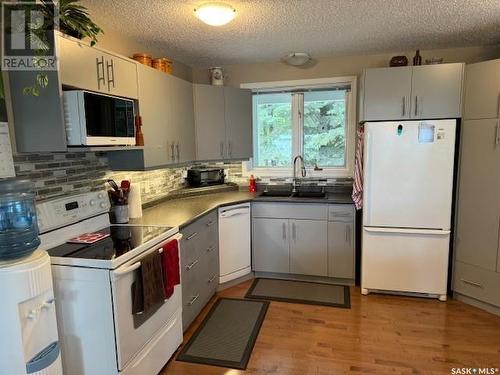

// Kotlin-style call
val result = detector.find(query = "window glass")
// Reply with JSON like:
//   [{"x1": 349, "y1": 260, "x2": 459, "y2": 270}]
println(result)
[
  {"x1": 253, "y1": 93, "x2": 292, "y2": 167},
  {"x1": 303, "y1": 90, "x2": 347, "y2": 168}
]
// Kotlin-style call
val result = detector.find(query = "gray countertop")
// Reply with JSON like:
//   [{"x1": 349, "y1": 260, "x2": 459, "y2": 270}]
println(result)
[{"x1": 130, "y1": 190, "x2": 353, "y2": 229}]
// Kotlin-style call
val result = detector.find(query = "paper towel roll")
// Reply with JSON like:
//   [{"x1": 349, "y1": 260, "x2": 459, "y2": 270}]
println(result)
[{"x1": 128, "y1": 184, "x2": 142, "y2": 219}]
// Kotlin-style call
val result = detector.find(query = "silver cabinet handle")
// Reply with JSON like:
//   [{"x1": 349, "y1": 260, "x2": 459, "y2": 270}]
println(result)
[
  {"x1": 206, "y1": 220, "x2": 215, "y2": 227},
  {"x1": 220, "y1": 141, "x2": 224, "y2": 158},
  {"x1": 176, "y1": 142, "x2": 180, "y2": 161},
  {"x1": 402, "y1": 96, "x2": 406, "y2": 117},
  {"x1": 345, "y1": 225, "x2": 352, "y2": 245},
  {"x1": 460, "y1": 279, "x2": 483, "y2": 288},
  {"x1": 495, "y1": 121, "x2": 500, "y2": 147},
  {"x1": 208, "y1": 274, "x2": 217, "y2": 284},
  {"x1": 414, "y1": 96, "x2": 419, "y2": 117},
  {"x1": 497, "y1": 92, "x2": 500, "y2": 118},
  {"x1": 186, "y1": 232, "x2": 198, "y2": 241},
  {"x1": 186, "y1": 259, "x2": 199, "y2": 271},
  {"x1": 292, "y1": 222, "x2": 296, "y2": 241},
  {"x1": 206, "y1": 245, "x2": 215, "y2": 253},
  {"x1": 282, "y1": 222, "x2": 286, "y2": 240},
  {"x1": 228, "y1": 142, "x2": 232, "y2": 158},
  {"x1": 187, "y1": 294, "x2": 200, "y2": 306},
  {"x1": 106, "y1": 59, "x2": 115, "y2": 91},
  {"x1": 170, "y1": 143, "x2": 175, "y2": 161},
  {"x1": 96, "y1": 57, "x2": 105, "y2": 90}
]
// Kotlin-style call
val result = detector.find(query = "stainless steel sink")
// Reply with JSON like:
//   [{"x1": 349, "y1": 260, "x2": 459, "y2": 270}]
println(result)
[
  {"x1": 260, "y1": 190, "x2": 292, "y2": 197},
  {"x1": 292, "y1": 191, "x2": 326, "y2": 198},
  {"x1": 259, "y1": 190, "x2": 326, "y2": 198}
]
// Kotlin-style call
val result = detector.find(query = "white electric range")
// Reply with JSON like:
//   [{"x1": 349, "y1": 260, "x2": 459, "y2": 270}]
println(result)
[{"x1": 37, "y1": 192, "x2": 183, "y2": 375}]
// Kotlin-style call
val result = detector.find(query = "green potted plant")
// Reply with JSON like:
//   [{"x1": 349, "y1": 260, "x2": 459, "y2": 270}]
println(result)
[
  {"x1": 41, "y1": 0, "x2": 103, "y2": 46},
  {"x1": 22, "y1": 0, "x2": 103, "y2": 95}
]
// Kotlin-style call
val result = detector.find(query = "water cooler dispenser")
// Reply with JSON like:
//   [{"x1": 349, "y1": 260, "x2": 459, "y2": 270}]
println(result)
[{"x1": 0, "y1": 179, "x2": 62, "y2": 374}]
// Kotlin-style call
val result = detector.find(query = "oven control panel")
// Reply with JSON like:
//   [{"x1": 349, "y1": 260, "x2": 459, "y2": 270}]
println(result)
[{"x1": 37, "y1": 191, "x2": 110, "y2": 233}]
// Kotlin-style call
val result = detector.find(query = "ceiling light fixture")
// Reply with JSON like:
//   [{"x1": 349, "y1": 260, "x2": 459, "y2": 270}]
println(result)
[
  {"x1": 284, "y1": 52, "x2": 311, "y2": 66},
  {"x1": 194, "y1": 2, "x2": 236, "y2": 26}
]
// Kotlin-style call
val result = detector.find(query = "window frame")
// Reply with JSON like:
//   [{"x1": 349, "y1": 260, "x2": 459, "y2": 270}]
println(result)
[{"x1": 241, "y1": 76, "x2": 357, "y2": 178}]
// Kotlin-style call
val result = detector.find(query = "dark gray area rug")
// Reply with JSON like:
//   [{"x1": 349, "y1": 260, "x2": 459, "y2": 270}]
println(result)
[
  {"x1": 245, "y1": 278, "x2": 351, "y2": 308},
  {"x1": 176, "y1": 298, "x2": 269, "y2": 370}
]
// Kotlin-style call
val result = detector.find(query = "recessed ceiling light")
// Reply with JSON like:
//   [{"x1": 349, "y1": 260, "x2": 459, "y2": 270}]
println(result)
[
  {"x1": 284, "y1": 52, "x2": 311, "y2": 66},
  {"x1": 194, "y1": 2, "x2": 236, "y2": 26}
]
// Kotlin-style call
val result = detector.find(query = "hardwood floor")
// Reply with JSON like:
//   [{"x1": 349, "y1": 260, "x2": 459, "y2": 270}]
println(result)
[{"x1": 161, "y1": 279, "x2": 500, "y2": 374}]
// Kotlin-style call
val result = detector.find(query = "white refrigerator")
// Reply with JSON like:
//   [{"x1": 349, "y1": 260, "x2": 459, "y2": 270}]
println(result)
[{"x1": 361, "y1": 119, "x2": 456, "y2": 301}]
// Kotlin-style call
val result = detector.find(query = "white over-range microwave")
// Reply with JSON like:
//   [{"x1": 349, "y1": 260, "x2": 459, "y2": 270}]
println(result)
[{"x1": 63, "y1": 90, "x2": 136, "y2": 146}]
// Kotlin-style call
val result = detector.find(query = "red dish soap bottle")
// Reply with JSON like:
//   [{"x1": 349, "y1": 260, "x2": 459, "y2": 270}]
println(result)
[{"x1": 249, "y1": 175, "x2": 257, "y2": 192}]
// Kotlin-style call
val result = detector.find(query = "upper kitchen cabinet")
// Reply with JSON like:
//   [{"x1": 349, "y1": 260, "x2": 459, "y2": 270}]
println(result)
[
  {"x1": 59, "y1": 35, "x2": 139, "y2": 99},
  {"x1": 362, "y1": 66, "x2": 413, "y2": 121},
  {"x1": 170, "y1": 76, "x2": 196, "y2": 163},
  {"x1": 411, "y1": 63, "x2": 464, "y2": 119},
  {"x1": 223, "y1": 86, "x2": 252, "y2": 159},
  {"x1": 194, "y1": 84, "x2": 252, "y2": 161},
  {"x1": 463, "y1": 59, "x2": 500, "y2": 120},
  {"x1": 361, "y1": 63, "x2": 464, "y2": 121},
  {"x1": 194, "y1": 84, "x2": 226, "y2": 160},
  {"x1": 107, "y1": 65, "x2": 196, "y2": 170}
]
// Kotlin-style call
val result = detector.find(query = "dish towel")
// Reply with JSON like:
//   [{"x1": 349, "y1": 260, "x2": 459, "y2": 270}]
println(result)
[
  {"x1": 161, "y1": 239, "x2": 181, "y2": 299},
  {"x1": 132, "y1": 250, "x2": 166, "y2": 315},
  {"x1": 352, "y1": 125, "x2": 364, "y2": 210}
]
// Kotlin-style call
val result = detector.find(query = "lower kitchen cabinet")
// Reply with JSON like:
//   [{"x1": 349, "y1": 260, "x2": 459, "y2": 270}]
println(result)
[
  {"x1": 289, "y1": 220, "x2": 328, "y2": 276},
  {"x1": 252, "y1": 202, "x2": 355, "y2": 280},
  {"x1": 180, "y1": 210, "x2": 219, "y2": 331},
  {"x1": 253, "y1": 218, "x2": 290, "y2": 273},
  {"x1": 328, "y1": 221, "x2": 355, "y2": 279}
]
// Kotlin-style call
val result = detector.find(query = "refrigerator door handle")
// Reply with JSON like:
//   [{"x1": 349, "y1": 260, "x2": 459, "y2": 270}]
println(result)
[{"x1": 364, "y1": 227, "x2": 450, "y2": 235}]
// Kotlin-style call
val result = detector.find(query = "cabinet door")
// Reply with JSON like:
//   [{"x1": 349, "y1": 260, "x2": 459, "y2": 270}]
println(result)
[
  {"x1": 224, "y1": 87, "x2": 252, "y2": 159},
  {"x1": 170, "y1": 76, "x2": 196, "y2": 163},
  {"x1": 194, "y1": 84, "x2": 226, "y2": 160},
  {"x1": 252, "y1": 218, "x2": 289, "y2": 273},
  {"x1": 106, "y1": 56, "x2": 138, "y2": 99},
  {"x1": 289, "y1": 220, "x2": 328, "y2": 276},
  {"x1": 410, "y1": 63, "x2": 464, "y2": 119},
  {"x1": 464, "y1": 59, "x2": 500, "y2": 120},
  {"x1": 137, "y1": 64, "x2": 171, "y2": 167},
  {"x1": 362, "y1": 67, "x2": 412, "y2": 121},
  {"x1": 328, "y1": 222, "x2": 354, "y2": 279},
  {"x1": 59, "y1": 36, "x2": 102, "y2": 93},
  {"x1": 59, "y1": 36, "x2": 138, "y2": 99},
  {"x1": 456, "y1": 119, "x2": 500, "y2": 271}
]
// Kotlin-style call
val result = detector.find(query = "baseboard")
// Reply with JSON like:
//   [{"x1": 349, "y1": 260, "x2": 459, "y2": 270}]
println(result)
[
  {"x1": 217, "y1": 272, "x2": 255, "y2": 291},
  {"x1": 454, "y1": 292, "x2": 500, "y2": 316},
  {"x1": 254, "y1": 272, "x2": 355, "y2": 286}
]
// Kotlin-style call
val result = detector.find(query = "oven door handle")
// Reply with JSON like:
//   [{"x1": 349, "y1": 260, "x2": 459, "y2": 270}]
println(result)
[
  {"x1": 113, "y1": 248, "x2": 163, "y2": 277},
  {"x1": 112, "y1": 233, "x2": 182, "y2": 279}
]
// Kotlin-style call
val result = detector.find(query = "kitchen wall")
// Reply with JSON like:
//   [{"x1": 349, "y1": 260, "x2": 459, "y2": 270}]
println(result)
[
  {"x1": 13, "y1": 151, "x2": 245, "y2": 203},
  {"x1": 192, "y1": 45, "x2": 500, "y2": 87}
]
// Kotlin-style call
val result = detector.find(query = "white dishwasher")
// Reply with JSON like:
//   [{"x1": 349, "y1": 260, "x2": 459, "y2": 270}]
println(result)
[{"x1": 218, "y1": 203, "x2": 251, "y2": 284}]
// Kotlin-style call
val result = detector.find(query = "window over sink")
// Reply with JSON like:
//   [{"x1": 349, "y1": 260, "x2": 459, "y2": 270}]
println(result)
[{"x1": 243, "y1": 77, "x2": 357, "y2": 177}]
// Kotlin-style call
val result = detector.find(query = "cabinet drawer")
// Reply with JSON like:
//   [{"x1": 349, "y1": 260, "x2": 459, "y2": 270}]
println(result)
[
  {"x1": 252, "y1": 202, "x2": 327, "y2": 220},
  {"x1": 454, "y1": 261, "x2": 500, "y2": 307},
  {"x1": 328, "y1": 204, "x2": 354, "y2": 222}
]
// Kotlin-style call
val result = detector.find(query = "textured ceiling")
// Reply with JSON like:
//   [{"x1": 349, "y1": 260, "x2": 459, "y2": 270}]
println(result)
[{"x1": 81, "y1": 0, "x2": 500, "y2": 67}]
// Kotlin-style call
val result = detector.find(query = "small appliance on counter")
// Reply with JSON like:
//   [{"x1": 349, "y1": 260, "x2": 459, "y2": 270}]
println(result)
[
  {"x1": 187, "y1": 166, "x2": 225, "y2": 187},
  {"x1": 0, "y1": 179, "x2": 40, "y2": 260}
]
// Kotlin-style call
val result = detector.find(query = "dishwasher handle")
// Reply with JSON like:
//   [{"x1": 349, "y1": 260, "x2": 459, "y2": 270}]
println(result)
[{"x1": 219, "y1": 207, "x2": 249, "y2": 218}]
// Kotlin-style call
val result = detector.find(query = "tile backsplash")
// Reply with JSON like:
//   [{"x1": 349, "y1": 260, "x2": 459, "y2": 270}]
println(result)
[{"x1": 13, "y1": 151, "x2": 245, "y2": 203}]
